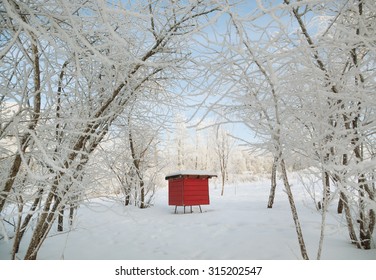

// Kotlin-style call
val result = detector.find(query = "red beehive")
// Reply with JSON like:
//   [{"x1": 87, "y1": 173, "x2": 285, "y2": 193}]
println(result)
[{"x1": 165, "y1": 170, "x2": 217, "y2": 213}]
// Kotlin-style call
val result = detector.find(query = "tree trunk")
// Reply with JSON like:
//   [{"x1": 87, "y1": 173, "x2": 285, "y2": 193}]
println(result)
[
  {"x1": 12, "y1": 196, "x2": 24, "y2": 260},
  {"x1": 340, "y1": 191, "x2": 361, "y2": 248},
  {"x1": 267, "y1": 156, "x2": 278, "y2": 208},
  {"x1": 221, "y1": 169, "x2": 225, "y2": 196},
  {"x1": 24, "y1": 183, "x2": 60, "y2": 260},
  {"x1": 139, "y1": 180, "x2": 146, "y2": 209},
  {"x1": 358, "y1": 176, "x2": 375, "y2": 249},
  {"x1": 280, "y1": 159, "x2": 309, "y2": 260},
  {"x1": 0, "y1": 154, "x2": 23, "y2": 213},
  {"x1": 57, "y1": 206, "x2": 64, "y2": 232},
  {"x1": 0, "y1": 20, "x2": 41, "y2": 213},
  {"x1": 125, "y1": 191, "x2": 130, "y2": 206},
  {"x1": 323, "y1": 171, "x2": 330, "y2": 205},
  {"x1": 69, "y1": 204, "x2": 75, "y2": 226},
  {"x1": 337, "y1": 195, "x2": 344, "y2": 214},
  {"x1": 316, "y1": 192, "x2": 328, "y2": 260},
  {"x1": 12, "y1": 188, "x2": 43, "y2": 258}
]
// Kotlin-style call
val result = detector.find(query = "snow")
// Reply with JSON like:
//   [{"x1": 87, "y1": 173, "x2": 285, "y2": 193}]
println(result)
[
  {"x1": 1, "y1": 176, "x2": 375, "y2": 260},
  {"x1": 165, "y1": 170, "x2": 218, "y2": 179}
]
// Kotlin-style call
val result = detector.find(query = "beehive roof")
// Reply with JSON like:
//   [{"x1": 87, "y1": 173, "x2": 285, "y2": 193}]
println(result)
[{"x1": 165, "y1": 170, "x2": 217, "y2": 180}]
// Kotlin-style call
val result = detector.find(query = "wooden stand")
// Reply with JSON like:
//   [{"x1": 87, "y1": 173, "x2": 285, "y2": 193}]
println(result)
[{"x1": 174, "y1": 205, "x2": 203, "y2": 214}]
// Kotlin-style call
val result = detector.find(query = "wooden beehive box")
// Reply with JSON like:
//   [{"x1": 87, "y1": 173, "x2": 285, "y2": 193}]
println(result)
[{"x1": 165, "y1": 170, "x2": 217, "y2": 213}]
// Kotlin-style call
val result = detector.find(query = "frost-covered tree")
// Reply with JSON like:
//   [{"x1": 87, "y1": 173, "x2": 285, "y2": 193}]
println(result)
[
  {"x1": 213, "y1": 126, "x2": 234, "y2": 196},
  {"x1": 0, "y1": 0, "x2": 223, "y2": 260},
  {"x1": 198, "y1": 3, "x2": 310, "y2": 259},
  {"x1": 98, "y1": 93, "x2": 170, "y2": 208},
  {"x1": 282, "y1": 0, "x2": 376, "y2": 250},
  {"x1": 199, "y1": 0, "x2": 376, "y2": 257}
]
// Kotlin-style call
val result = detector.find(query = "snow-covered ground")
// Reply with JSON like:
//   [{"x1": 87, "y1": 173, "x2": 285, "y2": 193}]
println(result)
[{"x1": 1, "y1": 177, "x2": 375, "y2": 260}]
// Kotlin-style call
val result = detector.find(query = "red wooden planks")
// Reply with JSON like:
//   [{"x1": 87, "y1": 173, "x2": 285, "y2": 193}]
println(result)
[{"x1": 168, "y1": 177, "x2": 210, "y2": 206}]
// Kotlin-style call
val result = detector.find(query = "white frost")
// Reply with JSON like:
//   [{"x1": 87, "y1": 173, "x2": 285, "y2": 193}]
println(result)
[{"x1": 165, "y1": 169, "x2": 218, "y2": 179}]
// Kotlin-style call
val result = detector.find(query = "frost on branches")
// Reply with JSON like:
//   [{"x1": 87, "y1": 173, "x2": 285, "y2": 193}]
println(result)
[
  {"x1": 1, "y1": 0, "x2": 375, "y2": 261},
  {"x1": 199, "y1": 0, "x2": 376, "y2": 256},
  {"x1": 0, "y1": 0, "x2": 223, "y2": 260}
]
